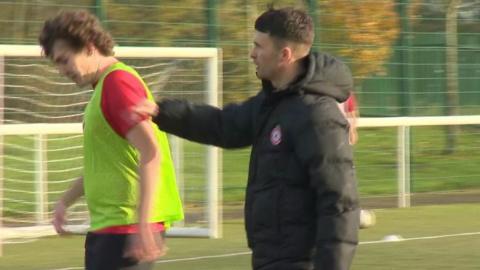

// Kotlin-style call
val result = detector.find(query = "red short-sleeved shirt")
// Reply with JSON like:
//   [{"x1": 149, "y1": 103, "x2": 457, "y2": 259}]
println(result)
[
  {"x1": 101, "y1": 70, "x2": 149, "y2": 138},
  {"x1": 93, "y1": 69, "x2": 164, "y2": 234}
]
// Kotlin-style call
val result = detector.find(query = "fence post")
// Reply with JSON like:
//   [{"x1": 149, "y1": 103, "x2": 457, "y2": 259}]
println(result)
[
  {"x1": 206, "y1": 0, "x2": 218, "y2": 48},
  {"x1": 306, "y1": 0, "x2": 320, "y2": 50},
  {"x1": 397, "y1": 0, "x2": 413, "y2": 116},
  {"x1": 35, "y1": 134, "x2": 48, "y2": 224},
  {"x1": 0, "y1": 55, "x2": 4, "y2": 256},
  {"x1": 397, "y1": 125, "x2": 411, "y2": 207},
  {"x1": 94, "y1": 0, "x2": 106, "y2": 23}
]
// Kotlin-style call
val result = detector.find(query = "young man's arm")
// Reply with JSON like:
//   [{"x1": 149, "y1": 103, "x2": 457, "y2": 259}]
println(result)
[
  {"x1": 293, "y1": 101, "x2": 359, "y2": 270},
  {"x1": 52, "y1": 176, "x2": 84, "y2": 234},
  {"x1": 101, "y1": 70, "x2": 165, "y2": 262},
  {"x1": 126, "y1": 120, "x2": 163, "y2": 262}
]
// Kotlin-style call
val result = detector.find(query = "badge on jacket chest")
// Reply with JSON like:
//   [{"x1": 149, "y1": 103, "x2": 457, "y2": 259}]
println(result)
[{"x1": 270, "y1": 125, "x2": 282, "y2": 146}]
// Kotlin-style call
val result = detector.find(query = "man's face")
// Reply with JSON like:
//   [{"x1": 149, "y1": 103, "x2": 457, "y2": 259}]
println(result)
[
  {"x1": 250, "y1": 31, "x2": 282, "y2": 81},
  {"x1": 50, "y1": 40, "x2": 95, "y2": 87}
]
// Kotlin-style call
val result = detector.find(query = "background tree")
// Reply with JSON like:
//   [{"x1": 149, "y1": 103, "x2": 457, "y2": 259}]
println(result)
[{"x1": 319, "y1": 0, "x2": 400, "y2": 91}]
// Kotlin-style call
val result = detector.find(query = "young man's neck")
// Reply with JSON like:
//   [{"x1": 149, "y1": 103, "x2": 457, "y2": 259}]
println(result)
[
  {"x1": 91, "y1": 56, "x2": 118, "y2": 86},
  {"x1": 271, "y1": 60, "x2": 306, "y2": 91},
  {"x1": 97, "y1": 56, "x2": 118, "y2": 75}
]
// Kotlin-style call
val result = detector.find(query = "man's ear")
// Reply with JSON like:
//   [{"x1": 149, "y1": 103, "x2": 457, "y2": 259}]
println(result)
[{"x1": 280, "y1": 46, "x2": 294, "y2": 65}]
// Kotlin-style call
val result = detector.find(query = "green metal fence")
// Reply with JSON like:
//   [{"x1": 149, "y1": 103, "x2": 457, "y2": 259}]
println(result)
[{"x1": 0, "y1": 0, "x2": 479, "y2": 116}]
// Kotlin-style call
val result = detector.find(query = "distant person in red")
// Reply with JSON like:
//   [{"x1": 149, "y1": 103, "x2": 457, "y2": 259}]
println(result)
[
  {"x1": 339, "y1": 94, "x2": 376, "y2": 229},
  {"x1": 339, "y1": 93, "x2": 359, "y2": 145}
]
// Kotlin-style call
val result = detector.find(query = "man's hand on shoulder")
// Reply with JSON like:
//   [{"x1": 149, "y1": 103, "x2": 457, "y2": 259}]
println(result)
[{"x1": 131, "y1": 99, "x2": 159, "y2": 120}]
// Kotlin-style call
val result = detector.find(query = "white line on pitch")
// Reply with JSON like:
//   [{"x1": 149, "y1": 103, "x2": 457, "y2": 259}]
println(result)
[
  {"x1": 360, "y1": 231, "x2": 480, "y2": 245},
  {"x1": 155, "y1": 251, "x2": 252, "y2": 264},
  {"x1": 48, "y1": 266, "x2": 85, "y2": 270},
  {"x1": 155, "y1": 231, "x2": 480, "y2": 264}
]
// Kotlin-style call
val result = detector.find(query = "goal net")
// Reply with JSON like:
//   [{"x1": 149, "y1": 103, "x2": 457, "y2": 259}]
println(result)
[{"x1": 0, "y1": 45, "x2": 222, "y2": 245}]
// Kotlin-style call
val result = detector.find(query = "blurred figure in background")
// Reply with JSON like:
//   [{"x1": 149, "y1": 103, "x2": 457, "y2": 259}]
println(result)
[{"x1": 338, "y1": 93, "x2": 359, "y2": 145}]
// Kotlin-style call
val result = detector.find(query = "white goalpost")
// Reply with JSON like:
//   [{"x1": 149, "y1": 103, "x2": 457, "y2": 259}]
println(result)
[{"x1": 0, "y1": 45, "x2": 222, "y2": 249}]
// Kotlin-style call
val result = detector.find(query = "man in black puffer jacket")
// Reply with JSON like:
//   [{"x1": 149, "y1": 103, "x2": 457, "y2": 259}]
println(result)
[{"x1": 134, "y1": 7, "x2": 359, "y2": 270}]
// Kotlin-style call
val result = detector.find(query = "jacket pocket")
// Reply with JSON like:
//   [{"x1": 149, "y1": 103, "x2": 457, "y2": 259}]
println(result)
[
  {"x1": 277, "y1": 185, "x2": 317, "y2": 258},
  {"x1": 279, "y1": 185, "x2": 315, "y2": 225},
  {"x1": 249, "y1": 184, "x2": 281, "y2": 244}
]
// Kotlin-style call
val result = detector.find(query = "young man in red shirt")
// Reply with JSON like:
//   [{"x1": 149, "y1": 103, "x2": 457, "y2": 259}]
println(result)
[{"x1": 39, "y1": 10, "x2": 183, "y2": 270}]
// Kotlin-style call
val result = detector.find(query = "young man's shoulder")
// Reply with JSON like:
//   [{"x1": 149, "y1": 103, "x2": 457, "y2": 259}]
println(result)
[
  {"x1": 103, "y1": 69, "x2": 142, "y2": 87},
  {"x1": 101, "y1": 68, "x2": 149, "y2": 138}
]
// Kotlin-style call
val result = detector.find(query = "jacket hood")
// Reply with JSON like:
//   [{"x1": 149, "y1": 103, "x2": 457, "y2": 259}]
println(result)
[{"x1": 292, "y1": 52, "x2": 353, "y2": 102}]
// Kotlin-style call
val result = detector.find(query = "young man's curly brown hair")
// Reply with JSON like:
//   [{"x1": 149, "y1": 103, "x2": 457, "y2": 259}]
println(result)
[{"x1": 39, "y1": 10, "x2": 115, "y2": 58}]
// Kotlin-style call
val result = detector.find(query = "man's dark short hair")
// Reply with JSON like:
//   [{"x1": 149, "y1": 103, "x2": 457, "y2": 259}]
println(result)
[
  {"x1": 255, "y1": 7, "x2": 314, "y2": 46},
  {"x1": 39, "y1": 10, "x2": 115, "y2": 58}
]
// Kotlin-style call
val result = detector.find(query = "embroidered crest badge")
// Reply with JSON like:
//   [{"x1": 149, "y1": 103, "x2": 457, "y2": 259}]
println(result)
[{"x1": 270, "y1": 125, "x2": 282, "y2": 146}]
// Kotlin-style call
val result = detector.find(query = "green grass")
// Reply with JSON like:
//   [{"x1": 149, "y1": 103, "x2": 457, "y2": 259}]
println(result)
[{"x1": 1, "y1": 204, "x2": 480, "y2": 270}]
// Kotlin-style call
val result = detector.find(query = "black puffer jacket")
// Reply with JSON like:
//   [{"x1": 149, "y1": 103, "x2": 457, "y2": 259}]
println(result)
[{"x1": 153, "y1": 52, "x2": 359, "y2": 270}]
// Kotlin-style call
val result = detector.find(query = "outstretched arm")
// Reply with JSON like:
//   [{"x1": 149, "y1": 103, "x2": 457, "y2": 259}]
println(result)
[{"x1": 133, "y1": 96, "x2": 259, "y2": 149}]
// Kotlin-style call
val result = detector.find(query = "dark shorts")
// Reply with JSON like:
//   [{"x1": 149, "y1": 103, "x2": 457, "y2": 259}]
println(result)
[{"x1": 85, "y1": 232, "x2": 162, "y2": 270}]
